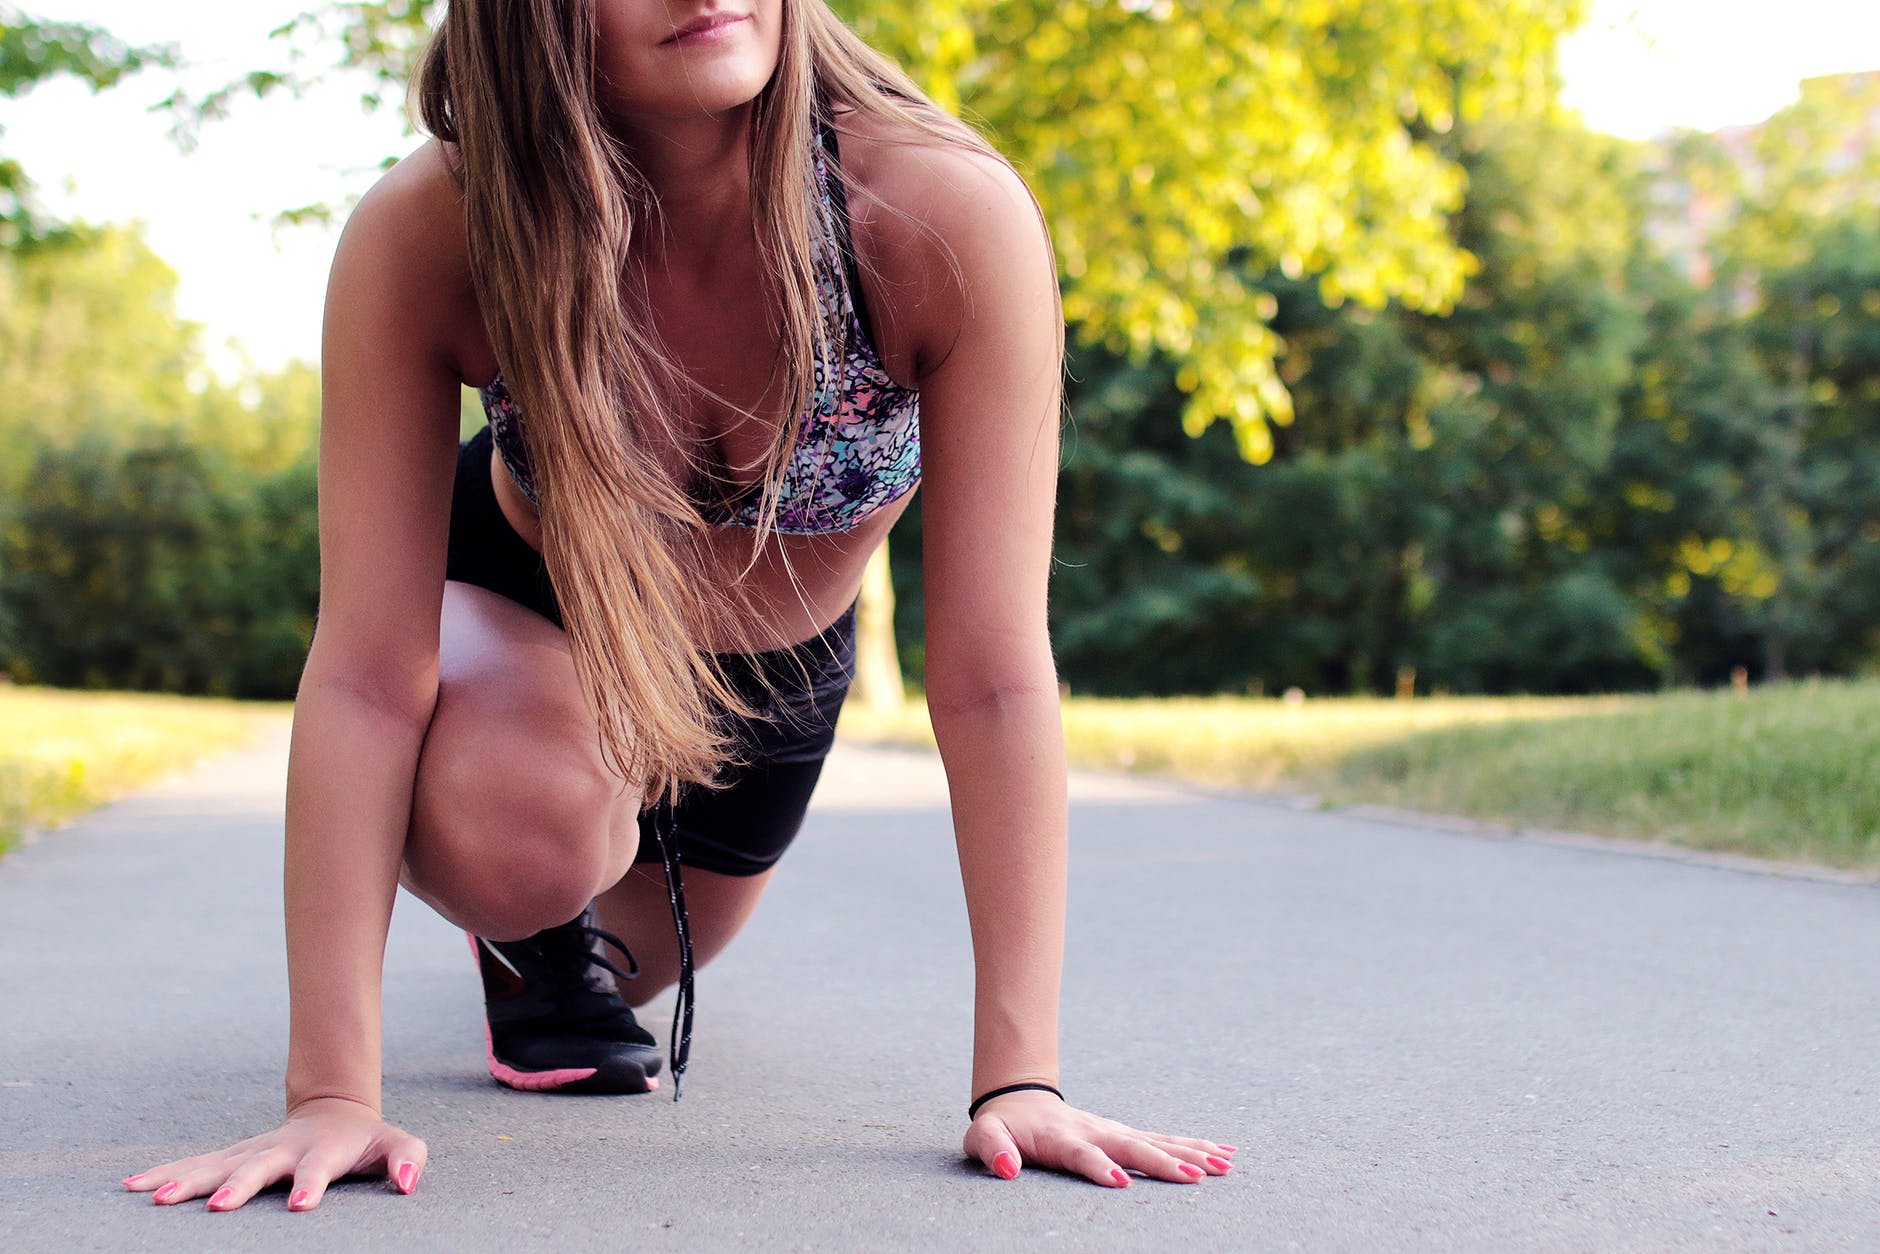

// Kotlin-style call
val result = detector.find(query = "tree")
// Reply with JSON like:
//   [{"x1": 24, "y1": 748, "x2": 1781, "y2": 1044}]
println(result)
[
  {"x1": 1658, "y1": 72, "x2": 1880, "y2": 679},
  {"x1": 0, "y1": 4, "x2": 174, "y2": 246},
  {"x1": 0, "y1": 222, "x2": 325, "y2": 696},
  {"x1": 1035, "y1": 114, "x2": 1725, "y2": 697},
  {"x1": 832, "y1": 0, "x2": 1586, "y2": 457},
  {"x1": 1742, "y1": 217, "x2": 1880, "y2": 677},
  {"x1": 0, "y1": 427, "x2": 320, "y2": 697},
  {"x1": 0, "y1": 223, "x2": 206, "y2": 492}
]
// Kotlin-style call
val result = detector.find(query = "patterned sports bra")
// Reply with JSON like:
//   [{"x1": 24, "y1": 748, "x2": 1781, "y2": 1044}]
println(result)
[{"x1": 478, "y1": 119, "x2": 921, "y2": 536}]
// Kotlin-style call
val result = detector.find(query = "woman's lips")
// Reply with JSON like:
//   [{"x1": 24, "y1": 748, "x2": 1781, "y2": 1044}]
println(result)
[{"x1": 662, "y1": 14, "x2": 749, "y2": 47}]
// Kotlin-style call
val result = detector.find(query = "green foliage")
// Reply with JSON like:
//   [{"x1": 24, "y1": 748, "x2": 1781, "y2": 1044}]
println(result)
[
  {"x1": 157, "y1": 1, "x2": 437, "y2": 155},
  {"x1": 0, "y1": 7, "x2": 165, "y2": 92},
  {"x1": 884, "y1": 109, "x2": 1880, "y2": 697},
  {"x1": 0, "y1": 428, "x2": 319, "y2": 698},
  {"x1": 0, "y1": 223, "x2": 204, "y2": 492},
  {"x1": 1032, "y1": 115, "x2": 1668, "y2": 695},
  {"x1": 831, "y1": 0, "x2": 1587, "y2": 458},
  {"x1": 1738, "y1": 217, "x2": 1880, "y2": 676},
  {"x1": 0, "y1": 222, "x2": 323, "y2": 699},
  {"x1": 1653, "y1": 76, "x2": 1880, "y2": 678},
  {"x1": 0, "y1": 5, "x2": 175, "y2": 244},
  {"x1": 1704, "y1": 72, "x2": 1880, "y2": 281}
]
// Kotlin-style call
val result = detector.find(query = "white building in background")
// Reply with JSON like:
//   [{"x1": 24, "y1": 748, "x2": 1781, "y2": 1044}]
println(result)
[{"x1": 1645, "y1": 69, "x2": 1880, "y2": 285}]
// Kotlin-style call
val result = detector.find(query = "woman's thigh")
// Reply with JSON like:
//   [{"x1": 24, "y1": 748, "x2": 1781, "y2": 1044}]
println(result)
[
  {"x1": 401, "y1": 579, "x2": 642, "y2": 940},
  {"x1": 595, "y1": 864, "x2": 777, "y2": 1004}
]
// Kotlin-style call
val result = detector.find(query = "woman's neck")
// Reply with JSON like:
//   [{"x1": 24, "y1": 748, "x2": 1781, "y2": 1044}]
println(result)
[{"x1": 610, "y1": 105, "x2": 756, "y2": 261}]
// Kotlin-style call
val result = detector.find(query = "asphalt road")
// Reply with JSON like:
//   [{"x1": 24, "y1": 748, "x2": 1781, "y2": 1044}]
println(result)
[{"x1": 4, "y1": 719, "x2": 1878, "y2": 1252}]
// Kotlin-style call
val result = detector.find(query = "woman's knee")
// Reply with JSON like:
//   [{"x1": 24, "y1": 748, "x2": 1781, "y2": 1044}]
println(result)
[{"x1": 406, "y1": 744, "x2": 634, "y2": 939}]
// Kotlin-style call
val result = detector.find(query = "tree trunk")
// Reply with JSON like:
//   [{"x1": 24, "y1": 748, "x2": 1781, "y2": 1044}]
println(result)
[{"x1": 850, "y1": 540, "x2": 905, "y2": 712}]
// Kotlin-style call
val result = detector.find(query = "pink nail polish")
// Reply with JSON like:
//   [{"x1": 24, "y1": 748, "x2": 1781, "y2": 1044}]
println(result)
[
  {"x1": 121, "y1": 1175, "x2": 145, "y2": 1188},
  {"x1": 153, "y1": 1182, "x2": 180, "y2": 1204},
  {"x1": 1111, "y1": 1167, "x2": 1131, "y2": 1187},
  {"x1": 992, "y1": 1151, "x2": 1019, "y2": 1180},
  {"x1": 208, "y1": 1188, "x2": 232, "y2": 1209},
  {"x1": 289, "y1": 1189, "x2": 311, "y2": 1210},
  {"x1": 1180, "y1": 1162, "x2": 1205, "y2": 1179},
  {"x1": 397, "y1": 1162, "x2": 417, "y2": 1193},
  {"x1": 1217, "y1": 1143, "x2": 1238, "y2": 1154},
  {"x1": 1206, "y1": 1155, "x2": 1232, "y2": 1171}
]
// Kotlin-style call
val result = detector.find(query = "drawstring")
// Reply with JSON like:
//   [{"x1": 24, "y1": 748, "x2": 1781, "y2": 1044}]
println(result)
[{"x1": 649, "y1": 796, "x2": 694, "y2": 1100}]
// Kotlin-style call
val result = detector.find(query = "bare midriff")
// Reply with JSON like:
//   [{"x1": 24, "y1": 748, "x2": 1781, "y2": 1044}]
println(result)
[{"x1": 487, "y1": 434, "x2": 911, "y2": 655}]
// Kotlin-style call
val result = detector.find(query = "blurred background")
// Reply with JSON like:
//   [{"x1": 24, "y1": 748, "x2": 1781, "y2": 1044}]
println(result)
[{"x1": 0, "y1": 1, "x2": 1874, "y2": 866}]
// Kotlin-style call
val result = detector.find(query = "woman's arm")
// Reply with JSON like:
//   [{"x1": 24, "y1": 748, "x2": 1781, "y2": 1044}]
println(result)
[
  {"x1": 910, "y1": 154, "x2": 1067, "y2": 1104},
  {"x1": 123, "y1": 141, "x2": 469, "y2": 1212},
  {"x1": 878, "y1": 141, "x2": 1234, "y2": 1188},
  {"x1": 282, "y1": 138, "x2": 468, "y2": 1120}
]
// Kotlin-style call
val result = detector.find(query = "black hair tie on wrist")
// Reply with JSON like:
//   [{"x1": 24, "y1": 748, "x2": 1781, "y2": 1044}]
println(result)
[{"x1": 968, "y1": 1082, "x2": 1064, "y2": 1120}]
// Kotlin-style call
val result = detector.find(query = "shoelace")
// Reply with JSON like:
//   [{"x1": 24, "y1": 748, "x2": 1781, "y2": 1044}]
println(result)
[
  {"x1": 569, "y1": 918, "x2": 640, "y2": 988},
  {"x1": 648, "y1": 797, "x2": 694, "y2": 1100},
  {"x1": 485, "y1": 909, "x2": 639, "y2": 998}
]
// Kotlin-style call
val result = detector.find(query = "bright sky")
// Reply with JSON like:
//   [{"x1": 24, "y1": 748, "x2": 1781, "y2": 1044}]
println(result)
[{"x1": 7, "y1": 0, "x2": 1878, "y2": 378}]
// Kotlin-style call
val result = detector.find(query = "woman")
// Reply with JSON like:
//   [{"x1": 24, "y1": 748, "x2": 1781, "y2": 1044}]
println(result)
[{"x1": 121, "y1": 0, "x2": 1232, "y2": 1210}]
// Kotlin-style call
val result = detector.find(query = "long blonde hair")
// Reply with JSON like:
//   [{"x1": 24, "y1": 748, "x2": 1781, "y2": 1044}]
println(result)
[{"x1": 414, "y1": 1, "x2": 1058, "y2": 801}]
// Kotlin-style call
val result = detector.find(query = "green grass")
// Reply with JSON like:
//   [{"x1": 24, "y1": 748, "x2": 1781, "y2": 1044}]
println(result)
[
  {"x1": 838, "y1": 678, "x2": 1880, "y2": 871},
  {"x1": 0, "y1": 686, "x2": 288, "y2": 858}
]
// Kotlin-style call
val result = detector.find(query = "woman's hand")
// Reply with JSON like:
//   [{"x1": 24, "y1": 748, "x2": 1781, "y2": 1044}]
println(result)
[
  {"x1": 120, "y1": 1096, "x2": 427, "y2": 1212},
  {"x1": 963, "y1": 1090, "x2": 1235, "y2": 1187}
]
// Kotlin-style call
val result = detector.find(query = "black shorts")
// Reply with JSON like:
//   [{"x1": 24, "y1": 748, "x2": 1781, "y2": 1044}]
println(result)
[{"x1": 445, "y1": 424, "x2": 854, "y2": 876}]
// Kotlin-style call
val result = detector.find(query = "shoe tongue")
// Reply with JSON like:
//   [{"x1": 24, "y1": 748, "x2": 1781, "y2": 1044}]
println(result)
[{"x1": 531, "y1": 923, "x2": 614, "y2": 996}]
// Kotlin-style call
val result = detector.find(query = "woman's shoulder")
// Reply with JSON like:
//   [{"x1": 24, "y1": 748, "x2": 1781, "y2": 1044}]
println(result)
[
  {"x1": 335, "y1": 137, "x2": 485, "y2": 382},
  {"x1": 832, "y1": 104, "x2": 1038, "y2": 248},
  {"x1": 830, "y1": 104, "x2": 1054, "y2": 378},
  {"x1": 344, "y1": 138, "x2": 468, "y2": 261}
]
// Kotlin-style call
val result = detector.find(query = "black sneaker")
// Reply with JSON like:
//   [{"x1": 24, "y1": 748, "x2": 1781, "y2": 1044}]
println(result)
[{"x1": 468, "y1": 904, "x2": 664, "y2": 1095}]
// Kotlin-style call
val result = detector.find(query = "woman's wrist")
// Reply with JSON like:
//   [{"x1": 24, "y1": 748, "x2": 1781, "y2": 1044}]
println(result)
[
  {"x1": 968, "y1": 1054, "x2": 1060, "y2": 1108},
  {"x1": 285, "y1": 1092, "x2": 383, "y2": 1122},
  {"x1": 970, "y1": 1039, "x2": 1059, "y2": 1099},
  {"x1": 968, "y1": 1081, "x2": 1064, "y2": 1120},
  {"x1": 284, "y1": 1074, "x2": 383, "y2": 1120}
]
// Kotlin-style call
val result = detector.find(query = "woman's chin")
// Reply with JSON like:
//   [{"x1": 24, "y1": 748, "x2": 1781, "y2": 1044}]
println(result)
[{"x1": 607, "y1": 73, "x2": 772, "y2": 123}]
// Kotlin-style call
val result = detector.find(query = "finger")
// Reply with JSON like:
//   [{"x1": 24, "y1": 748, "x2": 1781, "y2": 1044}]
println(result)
[
  {"x1": 1145, "y1": 1135, "x2": 1233, "y2": 1174},
  {"x1": 1056, "y1": 1139, "x2": 1132, "y2": 1189},
  {"x1": 122, "y1": 1152, "x2": 224, "y2": 1193},
  {"x1": 1108, "y1": 1136, "x2": 1208, "y2": 1184},
  {"x1": 207, "y1": 1149, "x2": 297, "y2": 1212},
  {"x1": 287, "y1": 1147, "x2": 353, "y2": 1213},
  {"x1": 384, "y1": 1132, "x2": 429, "y2": 1195},
  {"x1": 149, "y1": 1165, "x2": 232, "y2": 1207},
  {"x1": 1147, "y1": 1133, "x2": 1237, "y2": 1157},
  {"x1": 962, "y1": 1117, "x2": 1023, "y2": 1181}
]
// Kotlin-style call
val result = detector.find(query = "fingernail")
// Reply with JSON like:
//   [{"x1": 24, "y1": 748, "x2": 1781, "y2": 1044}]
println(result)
[
  {"x1": 289, "y1": 1189, "x2": 311, "y2": 1210},
  {"x1": 208, "y1": 1188, "x2": 232, "y2": 1210},
  {"x1": 1206, "y1": 1155, "x2": 1232, "y2": 1171},
  {"x1": 1217, "y1": 1143, "x2": 1238, "y2": 1154},
  {"x1": 153, "y1": 1182, "x2": 180, "y2": 1203},
  {"x1": 1180, "y1": 1162, "x2": 1205, "y2": 1179},
  {"x1": 1111, "y1": 1167, "x2": 1131, "y2": 1187},
  {"x1": 992, "y1": 1151, "x2": 1019, "y2": 1180},
  {"x1": 397, "y1": 1162, "x2": 417, "y2": 1193},
  {"x1": 121, "y1": 1174, "x2": 145, "y2": 1188}
]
